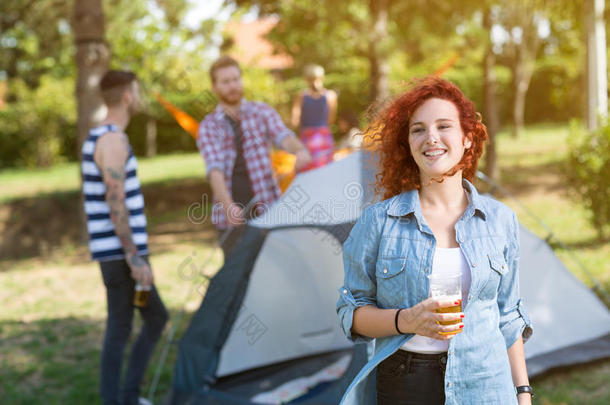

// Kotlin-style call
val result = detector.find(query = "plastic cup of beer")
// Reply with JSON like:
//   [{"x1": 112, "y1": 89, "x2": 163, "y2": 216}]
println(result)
[
  {"x1": 428, "y1": 272, "x2": 462, "y2": 335},
  {"x1": 134, "y1": 283, "x2": 152, "y2": 308}
]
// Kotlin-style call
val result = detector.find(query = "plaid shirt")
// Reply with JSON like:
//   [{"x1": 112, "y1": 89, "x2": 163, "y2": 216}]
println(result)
[{"x1": 197, "y1": 100, "x2": 294, "y2": 229}]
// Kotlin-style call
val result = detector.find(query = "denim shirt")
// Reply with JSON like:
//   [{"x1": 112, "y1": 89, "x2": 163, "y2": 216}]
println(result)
[{"x1": 336, "y1": 180, "x2": 533, "y2": 405}]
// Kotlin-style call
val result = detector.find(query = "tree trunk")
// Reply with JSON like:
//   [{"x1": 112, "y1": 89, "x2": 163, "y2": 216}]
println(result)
[
  {"x1": 511, "y1": 66, "x2": 525, "y2": 138},
  {"x1": 73, "y1": 0, "x2": 110, "y2": 157},
  {"x1": 510, "y1": 39, "x2": 538, "y2": 138},
  {"x1": 506, "y1": 3, "x2": 541, "y2": 139},
  {"x1": 482, "y1": 9, "x2": 500, "y2": 184},
  {"x1": 73, "y1": 0, "x2": 109, "y2": 241},
  {"x1": 146, "y1": 116, "x2": 158, "y2": 157},
  {"x1": 368, "y1": 0, "x2": 390, "y2": 107},
  {"x1": 585, "y1": 0, "x2": 608, "y2": 130}
]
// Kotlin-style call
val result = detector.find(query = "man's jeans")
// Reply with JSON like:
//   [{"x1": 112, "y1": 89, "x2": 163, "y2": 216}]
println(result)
[{"x1": 99, "y1": 257, "x2": 168, "y2": 405}]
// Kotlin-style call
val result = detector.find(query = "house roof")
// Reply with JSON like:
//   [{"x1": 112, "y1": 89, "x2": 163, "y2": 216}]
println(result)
[{"x1": 224, "y1": 17, "x2": 293, "y2": 70}]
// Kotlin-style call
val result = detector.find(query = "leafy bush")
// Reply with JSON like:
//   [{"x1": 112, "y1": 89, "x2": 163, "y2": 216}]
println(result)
[
  {"x1": 565, "y1": 120, "x2": 610, "y2": 240},
  {"x1": 0, "y1": 76, "x2": 76, "y2": 168}
]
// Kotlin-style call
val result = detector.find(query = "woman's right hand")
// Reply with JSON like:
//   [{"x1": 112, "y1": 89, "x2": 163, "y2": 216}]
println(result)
[{"x1": 398, "y1": 298, "x2": 465, "y2": 340}]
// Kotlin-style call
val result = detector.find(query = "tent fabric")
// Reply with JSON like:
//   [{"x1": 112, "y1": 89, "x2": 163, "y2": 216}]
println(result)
[
  {"x1": 251, "y1": 152, "x2": 373, "y2": 228},
  {"x1": 527, "y1": 332, "x2": 610, "y2": 377},
  {"x1": 170, "y1": 224, "x2": 364, "y2": 405},
  {"x1": 170, "y1": 150, "x2": 610, "y2": 404},
  {"x1": 172, "y1": 226, "x2": 268, "y2": 395},
  {"x1": 249, "y1": 353, "x2": 352, "y2": 403},
  {"x1": 217, "y1": 227, "x2": 354, "y2": 377},
  {"x1": 190, "y1": 345, "x2": 372, "y2": 405},
  {"x1": 517, "y1": 225, "x2": 610, "y2": 373}
]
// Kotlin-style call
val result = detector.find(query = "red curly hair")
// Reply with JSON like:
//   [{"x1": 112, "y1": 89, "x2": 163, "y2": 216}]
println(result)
[{"x1": 366, "y1": 76, "x2": 488, "y2": 200}]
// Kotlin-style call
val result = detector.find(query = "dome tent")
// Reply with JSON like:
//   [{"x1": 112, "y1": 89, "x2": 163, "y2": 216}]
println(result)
[
  {"x1": 170, "y1": 152, "x2": 377, "y2": 404},
  {"x1": 169, "y1": 150, "x2": 610, "y2": 404}
]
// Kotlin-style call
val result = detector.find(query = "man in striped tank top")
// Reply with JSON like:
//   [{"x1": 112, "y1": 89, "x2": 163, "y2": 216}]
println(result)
[{"x1": 82, "y1": 70, "x2": 168, "y2": 405}]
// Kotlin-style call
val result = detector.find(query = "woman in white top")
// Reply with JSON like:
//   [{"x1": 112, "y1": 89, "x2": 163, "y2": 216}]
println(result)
[{"x1": 336, "y1": 77, "x2": 533, "y2": 404}]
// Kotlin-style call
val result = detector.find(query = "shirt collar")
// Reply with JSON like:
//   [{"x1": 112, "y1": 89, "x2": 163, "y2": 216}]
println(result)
[
  {"x1": 386, "y1": 179, "x2": 487, "y2": 221},
  {"x1": 213, "y1": 98, "x2": 249, "y2": 121}
]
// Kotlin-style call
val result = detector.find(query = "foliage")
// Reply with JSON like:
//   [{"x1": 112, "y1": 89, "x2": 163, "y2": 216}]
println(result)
[
  {"x1": 0, "y1": 0, "x2": 74, "y2": 167},
  {"x1": 565, "y1": 120, "x2": 610, "y2": 240},
  {"x1": 0, "y1": 76, "x2": 76, "y2": 168},
  {"x1": 0, "y1": 0, "x2": 221, "y2": 167},
  {"x1": 0, "y1": 0, "x2": 602, "y2": 167}
]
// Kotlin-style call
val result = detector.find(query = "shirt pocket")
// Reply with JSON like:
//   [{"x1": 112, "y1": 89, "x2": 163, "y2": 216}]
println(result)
[
  {"x1": 376, "y1": 257, "x2": 406, "y2": 308},
  {"x1": 478, "y1": 252, "x2": 508, "y2": 301}
]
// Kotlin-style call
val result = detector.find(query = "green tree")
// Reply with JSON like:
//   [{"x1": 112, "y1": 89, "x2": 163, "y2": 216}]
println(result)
[
  {"x1": 0, "y1": 0, "x2": 75, "y2": 167},
  {"x1": 566, "y1": 121, "x2": 610, "y2": 240},
  {"x1": 224, "y1": 0, "x2": 468, "y2": 121},
  {"x1": 0, "y1": 0, "x2": 218, "y2": 167}
]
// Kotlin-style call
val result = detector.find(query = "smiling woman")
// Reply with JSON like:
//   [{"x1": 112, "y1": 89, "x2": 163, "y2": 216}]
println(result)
[
  {"x1": 367, "y1": 76, "x2": 487, "y2": 199},
  {"x1": 336, "y1": 76, "x2": 533, "y2": 405},
  {"x1": 408, "y1": 98, "x2": 473, "y2": 184}
]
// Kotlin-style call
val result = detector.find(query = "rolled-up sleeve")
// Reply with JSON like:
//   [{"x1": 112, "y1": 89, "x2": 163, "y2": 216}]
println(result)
[
  {"x1": 196, "y1": 119, "x2": 224, "y2": 175},
  {"x1": 261, "y1": 103, "x2": 295, "y2": 147},
  {"x1": 337, "y1": 206, "x2": 383, "y2": 343},
  {"x1": 498, "y1": 211, "x2": 533, "y2": 349}
]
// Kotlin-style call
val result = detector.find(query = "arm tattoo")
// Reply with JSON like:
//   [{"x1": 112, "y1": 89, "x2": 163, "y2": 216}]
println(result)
[
  {"x1": 104, "y1": 163, "x2": 139, "y2": 258},
  {"x1": 107, "y1": 167, "x2": 125, "y2": 181},
  {"x1": 129, "y1": 255, "x2": 146, "y2": 266}
]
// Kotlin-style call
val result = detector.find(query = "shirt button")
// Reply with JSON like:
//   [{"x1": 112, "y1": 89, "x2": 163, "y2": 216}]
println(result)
[
  {"x1": 447, "y1": 382, "x2": 452, "y2": 388},
  {"x1": 343, "y1": 289, "x2": 348, "y2": 294},
  {"x1": 472, "y1": 262, "x2": 477, "y2": 267},
  {"x1": 383, "y1": 269, "x2": 388, "y2": 274}
]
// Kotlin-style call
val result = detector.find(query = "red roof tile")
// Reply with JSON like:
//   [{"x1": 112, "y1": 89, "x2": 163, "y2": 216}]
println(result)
[{"x1": 224, "y1": 17, "x2": 293, "y2": 70}]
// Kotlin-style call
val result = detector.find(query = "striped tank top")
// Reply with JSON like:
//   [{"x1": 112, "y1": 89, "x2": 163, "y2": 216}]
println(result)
[{"x1": 81, "y1": 124, "x2": 149, "y2": 261}]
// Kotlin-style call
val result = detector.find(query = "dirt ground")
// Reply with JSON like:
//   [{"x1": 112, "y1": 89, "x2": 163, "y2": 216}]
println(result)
[{"x1": 0, "y1": 178, "x2": 213, "y2": 264}]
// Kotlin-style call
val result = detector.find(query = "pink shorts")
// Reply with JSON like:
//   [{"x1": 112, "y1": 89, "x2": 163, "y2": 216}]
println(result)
[{"x1": 299, "y1": 126, "x2": 335, "y2": 172}]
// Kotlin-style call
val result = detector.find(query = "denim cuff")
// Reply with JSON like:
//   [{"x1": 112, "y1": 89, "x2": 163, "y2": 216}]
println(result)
[
  {"x1": 337, "y1": 286, "x2": 374, "y2": 343},
  {"x1": 501, "y1": 298, "x2": 533, "y2": 348}
]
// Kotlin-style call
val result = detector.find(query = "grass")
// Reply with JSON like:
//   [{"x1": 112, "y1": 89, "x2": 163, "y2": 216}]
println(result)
[
  {"x1": 492, "y1": 125, "x2": 610, "y2": 300},
  {"x1": 1, "y1": 123, "x2": 609, "y2": 404},
  {"x1": 0, "y1": 233, "x2": 222, "y2": 404},
  {"x1": 0, "y1": 151, "x2": 205, "y2": 204}
]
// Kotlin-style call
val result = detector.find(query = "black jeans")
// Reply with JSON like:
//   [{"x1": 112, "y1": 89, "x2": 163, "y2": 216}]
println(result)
[
  {"x1": 376, "y1": 350, "x2": 447, "y2": 405},
  {"x1": 99, "y1": 257, "x2": 169, "y2": 405}
]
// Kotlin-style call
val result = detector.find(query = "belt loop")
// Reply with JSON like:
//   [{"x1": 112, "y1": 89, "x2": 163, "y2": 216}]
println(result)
[{"x1": 405, "y1": 352, "x2": 413, "y2": 374}]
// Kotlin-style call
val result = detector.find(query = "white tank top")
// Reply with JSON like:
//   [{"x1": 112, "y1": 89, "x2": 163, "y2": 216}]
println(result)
[{"x1": 400, "y1": 247, "x2": 471, "y2": 354}]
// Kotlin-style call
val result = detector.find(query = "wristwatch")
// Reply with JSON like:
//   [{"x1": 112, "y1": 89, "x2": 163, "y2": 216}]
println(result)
[{"x1": 516, "y1": 385, "x2": 534, "y2": 397}]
